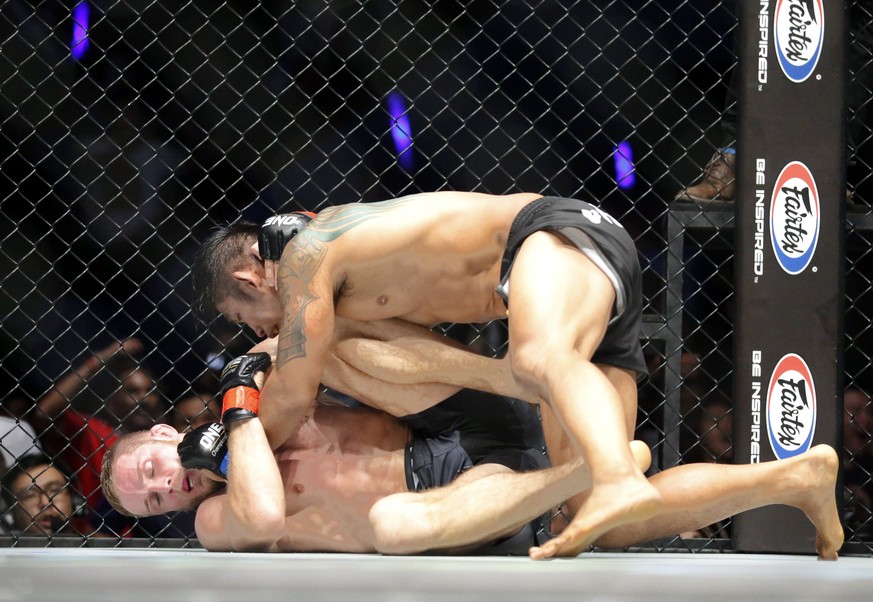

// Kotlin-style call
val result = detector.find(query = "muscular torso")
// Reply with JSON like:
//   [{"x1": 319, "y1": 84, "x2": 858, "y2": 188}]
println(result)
[
  {"x1": 323, "y1": 192, "x2": 540, "y2": 325},
  {"x1": 270, "y1": 404, "x2": 411, "y2": 552}
]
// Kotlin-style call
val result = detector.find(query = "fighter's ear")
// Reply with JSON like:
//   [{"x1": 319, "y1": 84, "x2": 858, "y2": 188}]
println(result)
[
  {"x1": 230, "y1": 268, "x2": 264, "y2": 290},
  {"x1": 150, "y1": 423, "x2": 179, "y2": 440}
]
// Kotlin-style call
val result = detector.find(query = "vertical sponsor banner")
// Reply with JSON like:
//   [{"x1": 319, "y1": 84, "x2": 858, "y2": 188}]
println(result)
[{"x1": 733, "y1": 0, "x2": 846, "y2": 552}]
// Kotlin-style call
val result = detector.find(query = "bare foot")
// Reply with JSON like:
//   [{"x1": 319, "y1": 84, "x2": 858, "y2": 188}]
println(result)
[
  {"x1": 552, "y1": 441, "x2": 652, "y2": 538},
  {"x1": 530, "y1": 475, "x2": 661, "y2": 559},
  {"x1": 785, "y1": 444, "x2": 844, "y2": 560}
]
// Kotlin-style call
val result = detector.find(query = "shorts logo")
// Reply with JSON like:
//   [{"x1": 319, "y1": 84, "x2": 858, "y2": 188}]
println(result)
[
  {"x1": 580, "y1": 206, "x2": 622, "y2": 228},
  {"x1": 770, "y1": 161, "x2": 819, "y2": 274},
  {"x1": 774, "y1": 0, "x2": 824, "y2": 83},
  {"x1": 766, "y1": 353, "x2": 816, "y2": 459}
]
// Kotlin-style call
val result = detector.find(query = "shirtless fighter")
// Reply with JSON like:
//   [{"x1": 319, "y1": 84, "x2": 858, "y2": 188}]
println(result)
[
  {"x1": 193, "y1": 192, "x2": 657, "y2": 557},
  {"x1": 101, "y1": 351, "x2": 843, "y2": 557},
  {"x1": 191, "y1": 199, "x2": 845, "y2": 558},
  {"x1": 103, "y1": 353, "x2": 563, "y2": 553}
]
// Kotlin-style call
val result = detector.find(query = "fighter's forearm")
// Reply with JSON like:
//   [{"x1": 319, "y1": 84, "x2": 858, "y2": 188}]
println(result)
[
  {"x1": 256, "y1": 318, "x2": 536, "y2": 417},
  {"x1": 261, "y1": 257, "x2": 336, "y2": 449},
  {"x1": 223, "y1": 418, "x2": 286, "y2": 550},
  {"x1": 324, "y1": 352, "x2": 462, "y2": 416},
  {"x1": 333, "y1": 316, "x2": 527, "y2": 397}
]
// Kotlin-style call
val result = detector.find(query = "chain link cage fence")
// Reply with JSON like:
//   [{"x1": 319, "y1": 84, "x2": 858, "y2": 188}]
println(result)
[{"x1": 0, "y1": 0, "x2": 871, "y2": 554}]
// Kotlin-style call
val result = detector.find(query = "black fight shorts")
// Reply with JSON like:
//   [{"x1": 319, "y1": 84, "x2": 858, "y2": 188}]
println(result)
[
  {"x1": 401, "y1": 390, "x2": 554, "y2": 555},
  {"x1": 496, "y1": 196, "x2": 647, "y2": 381},
  {"x1": 402, "y1": 389, "x2": 548, "y2": 491}
]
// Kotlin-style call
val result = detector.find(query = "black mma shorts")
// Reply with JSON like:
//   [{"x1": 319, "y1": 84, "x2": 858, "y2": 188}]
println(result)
[
  {"x1": 401, "y1": 389, "x2": 554, "y2": 555},
  {"x1": 402, "y1": 389, "x2": 548, "y2": 491},
  {"x1": 496, "y1": 196, "x2": 648, "y2": 381}
]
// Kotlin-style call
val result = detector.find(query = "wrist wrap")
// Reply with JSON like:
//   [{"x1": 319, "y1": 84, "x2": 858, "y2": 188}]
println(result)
[{"x1": 222, "y1": 386, "x2": 260, "y2": 430}]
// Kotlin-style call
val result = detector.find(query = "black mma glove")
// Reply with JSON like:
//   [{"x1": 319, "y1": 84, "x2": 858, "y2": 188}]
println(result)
[
  {"x1": 258, "y1": 212, "x2": 316, "y2": 260},
  {"x1": 220, "y1": 352, "x2": 272, "y2": 430},
  {"x1": 177, "y1": 422, "x2": 230, "y2": 479}
]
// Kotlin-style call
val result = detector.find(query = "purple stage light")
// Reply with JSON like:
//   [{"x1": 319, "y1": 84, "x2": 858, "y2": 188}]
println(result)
[
  {"x1": 613, "y1": 140, "x2": 636, "y2": 190},
  {"x1": 387, "y1": 92, "x2": 414, "y2": 170},
  {"x1": 71, "y1": 2, "x2": 90, "y2": 60}
]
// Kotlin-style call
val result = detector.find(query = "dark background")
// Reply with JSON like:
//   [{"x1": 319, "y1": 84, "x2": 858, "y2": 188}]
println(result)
[{"x1": 1, "y1": 0, "x2": 872, "y2": 548}]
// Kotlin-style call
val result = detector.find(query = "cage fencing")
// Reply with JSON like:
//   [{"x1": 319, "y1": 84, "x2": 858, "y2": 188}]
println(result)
[{"x1": 0, "y1": 0, "x2": 871, "y2": 554}]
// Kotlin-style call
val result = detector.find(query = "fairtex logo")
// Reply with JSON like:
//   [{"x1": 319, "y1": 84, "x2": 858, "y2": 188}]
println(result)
[
  {"x1": 766, "y1": 353, "x2": 816, "y2": 459},
  {"x1": 770, "y1": 161, "x2": 819, "y2": 274},
  {"x1": 774, "y1": 0, "x2": 824, "y2": 83}
]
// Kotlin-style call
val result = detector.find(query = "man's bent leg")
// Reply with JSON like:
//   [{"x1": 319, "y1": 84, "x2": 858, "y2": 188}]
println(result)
[
  {"x1": 594, "y1": 445, "x2": 844, "y2": 559},
  {"x1": 506, "y1": 231, "x2": 660, "y2": 558},
  {"x1": 370, "y1": 462, "x2": 579, "y2": 555},
  {"x1": 370, "y1": 441, "x2": 652, "y2": 555}
]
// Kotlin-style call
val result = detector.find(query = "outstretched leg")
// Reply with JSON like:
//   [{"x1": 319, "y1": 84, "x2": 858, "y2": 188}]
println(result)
[
  {"x1": 369, "y1": 441, "x2": 652, "y2": 555},
  {"x1": 589, "y1": 444, "x2": 844, "y2": 560}
]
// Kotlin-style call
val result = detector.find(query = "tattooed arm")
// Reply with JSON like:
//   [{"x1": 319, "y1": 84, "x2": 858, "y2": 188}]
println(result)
[{"x1": 257, "y1": 225, "x2": 336, "y2": 450}]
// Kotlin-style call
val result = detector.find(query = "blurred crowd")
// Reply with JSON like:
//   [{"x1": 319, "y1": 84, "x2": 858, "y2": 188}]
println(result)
[{"x1": 0, "y1": 334, "x2": 236, "y2": 539}]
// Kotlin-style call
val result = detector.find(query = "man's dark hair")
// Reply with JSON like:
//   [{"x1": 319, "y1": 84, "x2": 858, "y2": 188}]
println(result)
[{"x1": 192, "y1": 222, "x2": 261, "y2": 322}]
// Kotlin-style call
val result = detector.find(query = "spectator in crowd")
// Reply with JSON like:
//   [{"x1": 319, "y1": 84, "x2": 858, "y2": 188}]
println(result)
[
  {"x1": 691, "y1": 397, "x2": 733, "y2": 465},
  {"x1": 171, "y1": 391, "x2": 221, "y2": 433},
  {"x1": 844, "y1": 387, "x2": 873, "y2": 464},
  {"x1": 1, "y1": 454, "x2": 97, "y2": 536},
  {"x1": 843, "y1": 386, "x2": 873, "y2": 535},
  {"x1": 679, "y1": 397, "x2": 733, "y2": 540},
  {"x1": 29, "y1": 338, "x2": 151, "y2": 510},
  {"x1": 17, "y1": 337, "x2": 183, "y2": 539},
  {"x1": 1, "y1": 390, "x2": 43, "y2": 468},
  {"x1": 92, "y1": 352, "x2": 169, "y2": 435}
]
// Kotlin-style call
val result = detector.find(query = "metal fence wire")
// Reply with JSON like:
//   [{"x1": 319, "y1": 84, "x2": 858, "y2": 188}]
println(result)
[{"x1": 0, "y1": 0, "x2": 871, "y2": 554}]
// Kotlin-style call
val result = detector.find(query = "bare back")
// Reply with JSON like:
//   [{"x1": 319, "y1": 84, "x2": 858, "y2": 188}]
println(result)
[{"x1": 313, "y1": 192, "x2": 540, "y2": 325}]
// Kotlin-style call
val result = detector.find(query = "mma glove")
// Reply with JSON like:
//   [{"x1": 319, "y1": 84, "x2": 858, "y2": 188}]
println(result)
[
  {"x1": 220, "y1": 352, "x2": 272, "y2": 430},
  {"x1": 258, "y1": 212, "x2": 316, "y2": 261},
  {"x1": 178, "y1": 422, "x2": 230, "y2": 479}
]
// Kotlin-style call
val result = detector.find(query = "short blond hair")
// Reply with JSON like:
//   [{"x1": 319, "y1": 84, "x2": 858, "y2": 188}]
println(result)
[{"x1": 100, "y1": 430, "x2": 154, "y2": 517}]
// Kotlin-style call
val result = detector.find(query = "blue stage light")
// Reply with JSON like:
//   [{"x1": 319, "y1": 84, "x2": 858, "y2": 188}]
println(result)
[
  {"x1": 71, "y1": 1, "x2": 90, "y2": 60},
  {"x1": 614, "y1": 140, "x2": 636, "y2": 190},
  {"x1": 387, "y1": 92, "x2": 414, "y2": 171}
]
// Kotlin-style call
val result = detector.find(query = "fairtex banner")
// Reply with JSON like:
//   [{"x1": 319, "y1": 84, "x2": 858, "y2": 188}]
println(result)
[{"x1": 732, "y1": 0, "x2": 845, "y2": 553}]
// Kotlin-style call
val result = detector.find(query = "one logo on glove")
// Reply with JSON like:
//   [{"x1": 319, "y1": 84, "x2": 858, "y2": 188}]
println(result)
[{"x1": 199, "y1": 423, "x2": 226, "y2": 456}]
